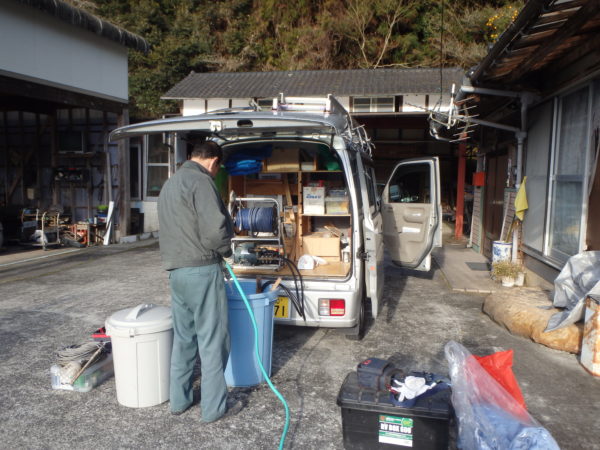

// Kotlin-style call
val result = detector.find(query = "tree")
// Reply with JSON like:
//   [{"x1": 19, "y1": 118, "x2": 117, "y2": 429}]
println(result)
[{"x1": 76, "y1": 0, "x2": 525, "y2": 119}]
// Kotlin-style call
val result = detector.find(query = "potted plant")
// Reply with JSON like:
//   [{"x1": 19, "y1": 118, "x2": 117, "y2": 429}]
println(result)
[{"x1": 491, "y1": 260, "x2": 521, "y2": 287}]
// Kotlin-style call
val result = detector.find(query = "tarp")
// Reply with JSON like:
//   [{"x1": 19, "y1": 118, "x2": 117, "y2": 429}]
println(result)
[{"x1": 545, "y1": 251, "x2": 600, "y2": 332}]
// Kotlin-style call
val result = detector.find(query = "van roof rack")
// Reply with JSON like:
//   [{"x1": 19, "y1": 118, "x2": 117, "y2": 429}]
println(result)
[{"x1": 272, "y1": 93, "x2": 374, "y2": 157}]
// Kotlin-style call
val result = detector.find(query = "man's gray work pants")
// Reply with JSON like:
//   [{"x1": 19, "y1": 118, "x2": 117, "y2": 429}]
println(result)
[{"x1": 168, "y1": 264, "x2": 230, "y2": 422}]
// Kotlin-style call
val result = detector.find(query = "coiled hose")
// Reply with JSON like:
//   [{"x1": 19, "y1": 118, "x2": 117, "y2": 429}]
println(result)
[
  {"x1": 224, "y1": 261, "x2": 290, "y2": 450},
  {"x1": 235, "y1": 207, "x2": 278, "y2": 235}
]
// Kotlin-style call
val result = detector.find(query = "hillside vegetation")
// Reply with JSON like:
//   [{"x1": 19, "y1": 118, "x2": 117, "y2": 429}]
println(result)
[{"x1": 72, "y1": 0, "x2": 523, "y2": 119}]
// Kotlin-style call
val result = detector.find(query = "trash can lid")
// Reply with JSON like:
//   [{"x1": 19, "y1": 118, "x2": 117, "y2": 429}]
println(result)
[{"x1": 106, "y1": 303, "x2": 172, "y2": 337}]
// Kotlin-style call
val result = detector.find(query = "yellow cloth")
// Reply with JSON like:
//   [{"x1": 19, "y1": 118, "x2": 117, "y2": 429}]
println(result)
[{"x1": 515, "y1": 176, "x2": 528, "y2": 221}]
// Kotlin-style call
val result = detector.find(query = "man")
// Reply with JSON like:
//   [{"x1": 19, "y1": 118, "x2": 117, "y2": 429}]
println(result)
[{"x1": 158, "y1": 140, "x2": 236, "y2": 422}]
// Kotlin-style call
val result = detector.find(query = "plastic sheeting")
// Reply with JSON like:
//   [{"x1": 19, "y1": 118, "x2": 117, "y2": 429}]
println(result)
[
  {"x1": 545, "y1": 251, "x2": 600, "y2": 332},
  {"x1": 445, "y1": 341, "x2": 559, "y2": 450}
]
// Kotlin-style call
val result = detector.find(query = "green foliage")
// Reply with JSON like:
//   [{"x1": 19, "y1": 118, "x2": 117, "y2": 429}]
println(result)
[{"x1": 79, "y1": 0, "x2": 524, "y2": 119}]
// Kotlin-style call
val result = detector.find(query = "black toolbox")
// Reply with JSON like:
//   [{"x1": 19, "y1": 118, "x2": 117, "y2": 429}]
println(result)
[{"x1": 337, "y1": 372, "x2": 452, "y2": 450}]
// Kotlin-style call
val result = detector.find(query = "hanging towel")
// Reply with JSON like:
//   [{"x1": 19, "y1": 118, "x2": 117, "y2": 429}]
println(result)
[{"x1": 514, "y1": 176, "x2": 528, "y2": 221}]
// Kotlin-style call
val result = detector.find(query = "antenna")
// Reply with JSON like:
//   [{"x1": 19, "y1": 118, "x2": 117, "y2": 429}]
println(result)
[{"x1": 427, "y1": 83, "x2": 479, "y2": 142}]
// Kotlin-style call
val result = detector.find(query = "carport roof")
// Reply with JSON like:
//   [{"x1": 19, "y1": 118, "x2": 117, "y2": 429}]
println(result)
[{"x1": 162, "y1": 67, "x2": 465, "y2": 99}]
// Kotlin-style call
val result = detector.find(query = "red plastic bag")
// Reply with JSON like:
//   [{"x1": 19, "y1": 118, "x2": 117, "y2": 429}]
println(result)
[{"x1": 475, "y1": 349, "x2": 526, "y2": 409}]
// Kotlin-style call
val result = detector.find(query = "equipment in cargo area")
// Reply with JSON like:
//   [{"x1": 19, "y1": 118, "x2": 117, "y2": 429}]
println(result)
[{"x1": 229, "y1": 194, "x2": 285, "y2": 270}]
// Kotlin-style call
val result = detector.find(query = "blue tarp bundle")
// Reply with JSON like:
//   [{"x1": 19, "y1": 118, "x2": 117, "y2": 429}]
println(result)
[{"x1": 224, "y1": 145, "x2": 272, "y2": 175}]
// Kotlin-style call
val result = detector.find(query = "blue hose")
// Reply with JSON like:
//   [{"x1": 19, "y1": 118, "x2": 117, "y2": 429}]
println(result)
[
  {"x1": 224, "y1": 261, "x2": 290, "y2": 449},
  {"x1": 235, "y1": 207, "x2": 276, "y2": 233}
]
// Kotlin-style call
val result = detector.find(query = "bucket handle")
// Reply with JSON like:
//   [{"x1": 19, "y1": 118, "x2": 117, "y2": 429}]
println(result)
[{"x1": 126, "y1": 303, "x2": 155, "y2": 320}]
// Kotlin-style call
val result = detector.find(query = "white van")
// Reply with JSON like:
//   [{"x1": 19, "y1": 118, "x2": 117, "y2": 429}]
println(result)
[{"x1": 111, "y1": 94, "x2": 441, "y2": 339}]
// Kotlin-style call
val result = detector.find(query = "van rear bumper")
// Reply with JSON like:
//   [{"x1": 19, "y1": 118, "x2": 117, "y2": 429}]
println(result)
[{"x1": 273, "y1": 287, "x2": 360, "y2": 328}]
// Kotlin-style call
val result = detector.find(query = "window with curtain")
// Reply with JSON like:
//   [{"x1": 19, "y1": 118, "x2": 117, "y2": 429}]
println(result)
[{"x1": 548, "y1": 87, "x2": 589, "y2": 260}]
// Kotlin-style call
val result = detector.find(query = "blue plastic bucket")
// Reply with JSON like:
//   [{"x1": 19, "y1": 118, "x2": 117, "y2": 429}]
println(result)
[{"x1": 224, "y1": 280, "x2": 278, "y2": 387}]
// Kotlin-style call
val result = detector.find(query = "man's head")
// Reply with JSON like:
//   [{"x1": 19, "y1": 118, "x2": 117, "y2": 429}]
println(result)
[{"x1": 190, "y1": 141, "x2": 223, "y2": 178}]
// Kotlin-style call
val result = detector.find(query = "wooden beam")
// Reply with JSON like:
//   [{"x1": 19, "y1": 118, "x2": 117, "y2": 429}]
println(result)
[
  {"x1": 545, "y1": 0, "x2": 587, "y2": 14},
  {"x1": 0, "y1": 96, "x2": 56, "y2": 115},
  {"x1": 0, "y1": 75, "x2": 126, "y2": 114},
  {"x1": 542, "y1": 31, "x2": 600, "y2": 79},
  {"x1": 117, "y1": 109, "x2": 130, "y2": 239},
  {"x1": 507, "y1": 1, "x2": 600, "y2": 81},
  {"x1": 1, "y1": 112, "x2": 8, "y2": 205}
]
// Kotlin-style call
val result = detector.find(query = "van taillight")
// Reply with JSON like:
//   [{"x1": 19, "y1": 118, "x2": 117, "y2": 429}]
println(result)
[{"x1": 319, "y1": 299, "x2": 345, "y2": 316}]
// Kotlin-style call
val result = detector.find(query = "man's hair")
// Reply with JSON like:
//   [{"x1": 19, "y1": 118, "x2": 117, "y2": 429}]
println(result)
[{"x1": 190, "y1": 141, "x2": 222, "y2": 162}]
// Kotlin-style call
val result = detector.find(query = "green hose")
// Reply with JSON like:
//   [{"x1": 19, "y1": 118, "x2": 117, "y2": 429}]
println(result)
[{"x1": 224, "y1": 261, "x2": 290, "y2": 450}]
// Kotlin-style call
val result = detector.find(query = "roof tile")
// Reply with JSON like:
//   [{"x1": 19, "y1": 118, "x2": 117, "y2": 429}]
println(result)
[{"x1": 163, "y1": 68, "x2": 464, "y2": 99}]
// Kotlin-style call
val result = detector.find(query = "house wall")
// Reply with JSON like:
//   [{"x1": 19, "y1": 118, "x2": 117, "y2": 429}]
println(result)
[
  {"x1": 0, "y1": 1, "x2": 128, "y2": 102},
  {"x1": 182, "y1": 96, "x2": 354, "y2": 116}
]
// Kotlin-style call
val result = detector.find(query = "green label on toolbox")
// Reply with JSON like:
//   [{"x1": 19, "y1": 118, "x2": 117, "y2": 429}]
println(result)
[{"x1": 378, "y1": 415, "x2": 414, "y2": 447}]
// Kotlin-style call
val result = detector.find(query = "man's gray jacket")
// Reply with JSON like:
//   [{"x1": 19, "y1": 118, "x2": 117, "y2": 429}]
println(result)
[{"x1": 158, "y1": 160, "x2": 233, "y2": 271}]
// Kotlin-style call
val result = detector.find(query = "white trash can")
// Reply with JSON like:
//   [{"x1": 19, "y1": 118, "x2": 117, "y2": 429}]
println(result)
[{"x1": 105, "y1": 303, "x2": 173, "y2": 408}]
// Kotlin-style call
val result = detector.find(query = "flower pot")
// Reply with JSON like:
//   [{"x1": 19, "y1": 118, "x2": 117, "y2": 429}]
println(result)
[
  {"x1": 515, "y1": 272, "x2": 525, "y2": 287},
  {"x1": 502, "y1": 276, "x2": 515, "y2": 287}
]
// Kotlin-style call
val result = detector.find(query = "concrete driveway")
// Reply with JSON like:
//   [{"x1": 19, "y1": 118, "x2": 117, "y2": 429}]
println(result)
[{"x1": 0, "y1": 240, "x2": 598, "y2": 449}]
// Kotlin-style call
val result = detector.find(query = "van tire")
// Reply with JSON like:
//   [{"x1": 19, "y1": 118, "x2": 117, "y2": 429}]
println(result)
[{"x1": 345, "y1": 295, "x2": 366, "y2": 341}]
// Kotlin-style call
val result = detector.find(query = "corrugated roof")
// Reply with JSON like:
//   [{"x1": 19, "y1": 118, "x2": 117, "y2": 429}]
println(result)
[
  {"x1": 11, "y1": 0, "x2": 149, "y2": 53},
  {"x1": 163, "y1": 68, "x2": 464, "y2": 99}
]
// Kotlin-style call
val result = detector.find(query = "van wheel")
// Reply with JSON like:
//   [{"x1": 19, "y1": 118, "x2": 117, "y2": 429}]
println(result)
[{"x1": 345, "y1": 296, "x2": 366, "y2": 341}]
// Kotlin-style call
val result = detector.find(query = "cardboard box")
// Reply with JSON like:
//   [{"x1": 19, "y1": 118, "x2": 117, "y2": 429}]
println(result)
[
  {"x1": 303, "y1": 186, "x2": 325, "y2": 215},
  {"x1": 264, "y1": 147, "x2": 299, "y2": 172},
  {"x1": 302, "y1": 232, "x2": 340, "y2": 258},
  {"x1": 325, "y1": 196, "x2": 349, "y2": 214}
]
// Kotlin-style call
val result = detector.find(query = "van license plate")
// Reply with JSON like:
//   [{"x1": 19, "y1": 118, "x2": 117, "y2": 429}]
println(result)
[{"x1": 274, "y1": 297, "x2": 289, "y2": 319}]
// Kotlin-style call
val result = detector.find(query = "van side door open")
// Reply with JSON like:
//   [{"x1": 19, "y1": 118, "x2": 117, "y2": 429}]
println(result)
[
  {"x1": 356, "y1": 156, "x2": 384, "y2": 319},
  {"x1": 382, "y1": 158, "x2": 442, "y2": 271}
]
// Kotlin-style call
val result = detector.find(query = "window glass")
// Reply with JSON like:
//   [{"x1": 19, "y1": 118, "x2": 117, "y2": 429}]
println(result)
[
  {"x1": 353, "y1": 97, "x2": 370, "y2": 113},
  {"x1": 352, "y1": 97, "x2": 394, "y2": 113},
  {"x1": 388, "y1": 163, "x2": 430, "y2": 203},
  {"x1": 363, "y1": 163, "x2": 378, "y2": 212},
  {"x1": 145, "y1": 134, "x2": 170, "y2": 198},
  {"x1": 549, "y1": 87, "x2": 589, "y2": 258},
  {"x1": 146, "y1": 166, "x2": 169, "y2": 197},
  {"x1": 257, "y1": 98, "x2": 273, "y2": 109},
  {"x1": 130, "y1": 143, "x2": 141, "y2": 200},
  {"x1": 522, "y1": 101, "x2": 552, "y2": 252},
  {"x1": 148, "y1": 139, "x2": 169, "y2": 163},
  {"x1": 374, "y1": 97, "x2": 394, "y2": 112}
]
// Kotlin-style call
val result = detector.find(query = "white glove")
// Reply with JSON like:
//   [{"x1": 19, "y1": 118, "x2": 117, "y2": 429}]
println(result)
[{"x1": 393, "y1": 376, "x2": 437, "y2": 401}]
